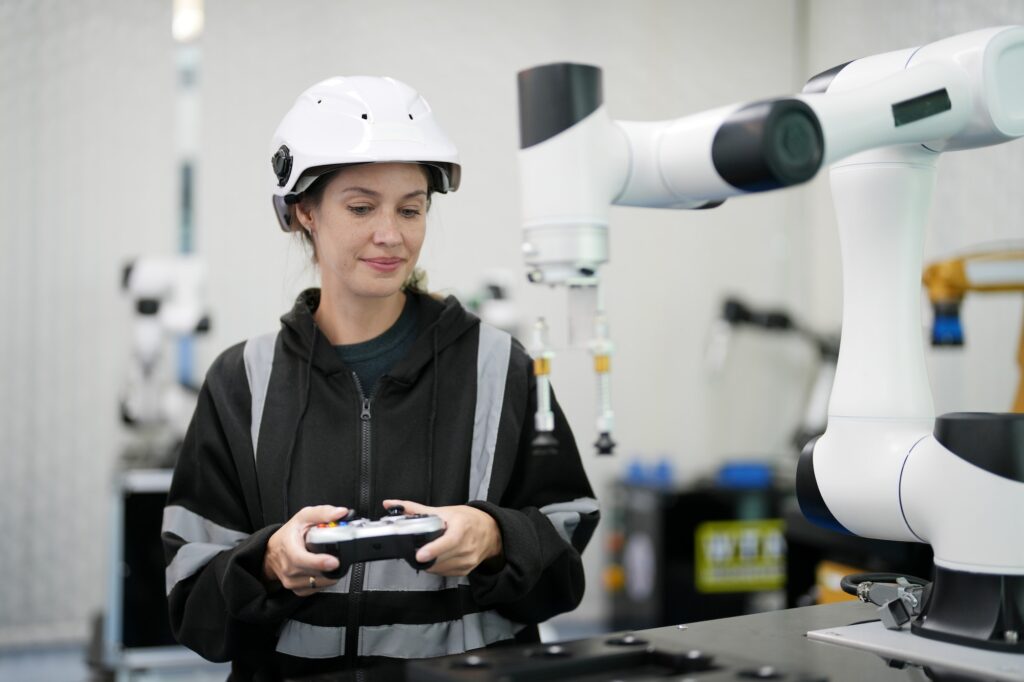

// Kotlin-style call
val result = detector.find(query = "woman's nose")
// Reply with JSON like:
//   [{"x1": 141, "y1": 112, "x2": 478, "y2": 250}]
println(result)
[{"x1": 372, "y1": 214, "x2": 402, "y2": 246}]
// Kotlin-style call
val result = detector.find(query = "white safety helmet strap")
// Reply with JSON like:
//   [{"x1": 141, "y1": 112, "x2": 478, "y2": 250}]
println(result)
[{"x1": 269, "y1": 76, "x2": 461, "y2": 232}]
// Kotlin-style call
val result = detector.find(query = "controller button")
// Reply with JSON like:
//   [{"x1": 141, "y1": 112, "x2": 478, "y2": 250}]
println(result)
[{"x1": 386, "y1": 505, "x2": 405, "y2": 516}]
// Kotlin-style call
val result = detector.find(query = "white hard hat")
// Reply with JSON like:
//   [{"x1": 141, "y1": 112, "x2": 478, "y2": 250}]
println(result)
[{"x1": 270, "y1": 76, "x2": 461, "y2": 231}]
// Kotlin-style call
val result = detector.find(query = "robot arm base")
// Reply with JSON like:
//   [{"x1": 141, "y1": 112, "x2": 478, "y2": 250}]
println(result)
[
  {"x1": 911, "y1": 564, "x2": 1024, "y2": 652},
  {"x1": 901, "y1": 414, "x2": 1024, "y2": 574}
]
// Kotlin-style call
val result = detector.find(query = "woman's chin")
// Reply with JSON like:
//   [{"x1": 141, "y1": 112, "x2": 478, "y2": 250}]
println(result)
[{"x1": 351, "y1": 280, "x2": 406, "y2": 300}]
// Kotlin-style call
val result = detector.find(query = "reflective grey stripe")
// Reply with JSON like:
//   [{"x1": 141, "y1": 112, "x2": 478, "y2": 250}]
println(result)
[
  {"x1": 162, "y1": 506, "x2": 251, "y2": 595},
  {"x1": 540, "y1": 497, "x2": 600, "y2": 545},
  {"x1": 162, "y1": 505, "x2": 251, "y2": 546},
  {"x1": 276, "y1": 620, "x2": 346, "y2": 659},
  {"x1": 321, "y1": 569, "x2": 353, "y2": 595},
  {"x1": 243, "y1": 332, "x2": 277, "y2": 460},
  {"x1": 359, "y1": 611, "x2": 523, "y2": 658},
  {"x1": 469, "y1": 324, "x2": 511, "y2": 501},
  {"x1": 318, "y1": 560, "x2": 469, "y2": 594},
  {"x1": 363, "y1": 559, "x2": 470, "y2": 592},
  {"x1": 276, "y1": 611, "x2": 523, "y2": 659},
  {"x1": 165, "y1": 542, "x2": 230, "y2": 595}
]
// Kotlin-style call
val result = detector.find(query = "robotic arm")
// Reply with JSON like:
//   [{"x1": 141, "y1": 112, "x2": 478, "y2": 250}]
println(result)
[
  {"x1": 519, "y1": 27, "x2": 1024, "y2": 286},
  {"x1": 120, "y1": 256, "x2": 210, "y2": 462},
  {"x1": 519, "y1": 26, "x2": 1024, "y2": 649}
]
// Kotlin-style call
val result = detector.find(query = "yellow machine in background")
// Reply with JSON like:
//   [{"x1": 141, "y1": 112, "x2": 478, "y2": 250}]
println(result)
[{"x1": 923, "y1": 247, "x2": 1024, "y2": 412}]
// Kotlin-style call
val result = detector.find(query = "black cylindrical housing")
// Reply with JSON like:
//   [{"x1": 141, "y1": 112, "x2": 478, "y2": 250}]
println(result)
[
  {"x1": 796, "y1": 437, "x2": 851, "y2": 535},
  {"x1": 934, "y1": 412, "x2": 1024, "y2": 483},
  {"x1": 517, "y1": 63, "x2": 603, "y2": 149},
  {"x1": 712, "y1": 99, "x2": 824, "y2": 192}
]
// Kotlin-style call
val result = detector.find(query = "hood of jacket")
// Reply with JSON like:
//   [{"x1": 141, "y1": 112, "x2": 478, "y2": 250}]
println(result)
[{"x1": 278, "y1": 288, "x2": 481, "y2": 382}]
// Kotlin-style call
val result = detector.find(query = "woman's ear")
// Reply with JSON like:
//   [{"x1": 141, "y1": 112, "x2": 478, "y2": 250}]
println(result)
[{"x1": 293, "y1": 202, "x2": 316, "y2": 234}]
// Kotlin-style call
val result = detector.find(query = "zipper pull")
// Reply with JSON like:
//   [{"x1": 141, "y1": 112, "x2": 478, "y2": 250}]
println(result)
[{"x1": 361, "y1": 398, "x2": 371, "y2": 421}]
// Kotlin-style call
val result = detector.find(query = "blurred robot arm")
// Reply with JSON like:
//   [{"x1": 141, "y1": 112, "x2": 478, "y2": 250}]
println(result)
[
  {"x1": 120, "y1": 255, "x2": 210, "y2": 465},
  {"x1": 923, "y1": 248, "x2": 1024, "y2": 412}
]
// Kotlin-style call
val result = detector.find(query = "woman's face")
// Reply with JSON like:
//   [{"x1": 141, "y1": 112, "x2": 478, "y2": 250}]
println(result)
[{"x1": 298, "y1": 163, "x2": 429, "y2": 302}]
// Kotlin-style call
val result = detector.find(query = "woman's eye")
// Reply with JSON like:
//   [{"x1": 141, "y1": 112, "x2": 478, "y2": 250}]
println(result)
[
  {"x1": 348, "y1": 205, "x2": 372, "y2": 216},
  {"x1": 400, "y1": 208, "x2": 422, "y2": 218}
]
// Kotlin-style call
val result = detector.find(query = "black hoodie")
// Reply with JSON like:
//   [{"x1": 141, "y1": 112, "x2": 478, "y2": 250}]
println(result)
[{"x1": 162, "y1": 290, "x2": 599, "y2": 679}]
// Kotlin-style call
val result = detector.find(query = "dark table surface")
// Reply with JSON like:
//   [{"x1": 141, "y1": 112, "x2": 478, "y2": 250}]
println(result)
[{"x1": 298, "y1": 602, "x2": 975, "y2": 681}]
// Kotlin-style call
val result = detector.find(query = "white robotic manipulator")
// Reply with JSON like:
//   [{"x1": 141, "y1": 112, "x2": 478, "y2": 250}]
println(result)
[
  {"x1": 519, "y1": 26, "x2": 1024, "y2": 650},
  {"x1": 120, "y1": 256, "x2": 210, "y2": 447}
]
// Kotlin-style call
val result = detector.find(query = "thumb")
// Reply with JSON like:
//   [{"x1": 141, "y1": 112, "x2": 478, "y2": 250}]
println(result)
[
  {"x1": 298, "y1": 504, "x2": 349, "y2": 523},
  {"x1": 383, "y1": 499, "x2": 432, "y2": 516}
]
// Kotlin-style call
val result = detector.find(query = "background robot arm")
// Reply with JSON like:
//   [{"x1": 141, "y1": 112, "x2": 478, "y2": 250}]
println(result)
[
  {"x1": 120, "y1": 256, "x2": 209, "y2": 452},
  {"x1": 923, "y1": 249, "x2": 1024, "y2": 416}
]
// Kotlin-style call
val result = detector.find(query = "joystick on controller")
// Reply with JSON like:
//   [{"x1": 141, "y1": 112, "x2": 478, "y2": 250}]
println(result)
[{"x1": 305, "y1": 513, "x2": 445, "y2": 579}]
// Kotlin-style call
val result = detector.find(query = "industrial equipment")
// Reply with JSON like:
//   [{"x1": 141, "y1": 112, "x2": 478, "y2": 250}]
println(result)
[{"x1": 516, "y1": 25, "x2": 1024, "y2": 665}]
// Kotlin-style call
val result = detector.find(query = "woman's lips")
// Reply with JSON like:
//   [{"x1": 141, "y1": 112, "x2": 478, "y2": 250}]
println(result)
[{"x1": 362, "y1": 257, "x2": 404, "y2": 273}]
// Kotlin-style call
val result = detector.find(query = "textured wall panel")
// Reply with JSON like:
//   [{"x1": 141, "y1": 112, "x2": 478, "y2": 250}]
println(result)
[{"x1": 0, "y1": 0, "x2": 175, "y2": 644}]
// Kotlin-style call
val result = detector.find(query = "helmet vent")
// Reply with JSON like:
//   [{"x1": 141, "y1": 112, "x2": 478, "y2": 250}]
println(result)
[
  {"x1": 361, "y1": 113, "x2": 368, "y2": 120},
  {"x1": 408, "y1": 114, "x2": 414, "y2": 120},
  {"x1": 316, "y1": 99, "x2": 322, "y2": 104}
]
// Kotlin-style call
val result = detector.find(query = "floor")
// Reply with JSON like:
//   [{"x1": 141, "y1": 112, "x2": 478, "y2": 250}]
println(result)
[
  {"x1": 0, "y1": 644, "x2": 228, "y2": 682},
  {"x1": 0, "y1": 620, "x2": 602, "y2": 681}
]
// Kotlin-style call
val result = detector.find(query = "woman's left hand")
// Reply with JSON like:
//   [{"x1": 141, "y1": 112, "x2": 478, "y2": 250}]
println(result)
[{"x1": 382, "y1": 499, "x2": 503, "y2": 576}]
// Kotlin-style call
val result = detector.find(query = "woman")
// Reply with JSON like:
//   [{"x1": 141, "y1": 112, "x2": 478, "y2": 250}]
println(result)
[{"x1": 161, "y1": 76, "x2": 598, "y2": 679}]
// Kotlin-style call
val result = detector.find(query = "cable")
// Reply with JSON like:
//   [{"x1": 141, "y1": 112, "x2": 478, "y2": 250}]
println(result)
[{"x1": 840, "y1": 572, "x2": 930, "y2": 597}]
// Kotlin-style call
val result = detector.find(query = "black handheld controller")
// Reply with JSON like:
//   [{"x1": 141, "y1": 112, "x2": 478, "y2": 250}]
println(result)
[{"x1": 305, "y1": 508, "x2": 446, "y2": 579}]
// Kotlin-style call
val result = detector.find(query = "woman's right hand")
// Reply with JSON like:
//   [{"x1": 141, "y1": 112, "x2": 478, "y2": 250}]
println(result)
[{"x1": 263, "y1": 505, "x2": 348, "y2": 596}]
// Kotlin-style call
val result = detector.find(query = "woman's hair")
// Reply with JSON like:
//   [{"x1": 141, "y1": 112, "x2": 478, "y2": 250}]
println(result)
[{"x1": 291, "y1": 164, "x2": 434, "y2": 294}]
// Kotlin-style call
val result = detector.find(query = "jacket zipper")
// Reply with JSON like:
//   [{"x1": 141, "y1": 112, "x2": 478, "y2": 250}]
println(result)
[{"x1": 347, "y1": 373, "x2": 373, "y2": 666}]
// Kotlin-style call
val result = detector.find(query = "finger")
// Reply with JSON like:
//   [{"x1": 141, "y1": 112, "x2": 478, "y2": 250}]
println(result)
[
  {"x1": 383, "y1": 499, "x2": 433, "y2": 516},
  {"x1": 283, "y1": 573, "x2": 339, "y2": 594},
  {"x1": 293, "y1": 525, "x2": 342, "y2": 572},
  {"x1": 426, "y1": 555, "x2": 472, "y2": 578},
  {"x1": 293, "y1": 536, "x2": 342, "y2": 573},
  {"x1": 296, "y1": 505, "x2": 349, "y2": 523},
  {"x1": 416, "y1": 530, "x2": 459, "y2": 564}
]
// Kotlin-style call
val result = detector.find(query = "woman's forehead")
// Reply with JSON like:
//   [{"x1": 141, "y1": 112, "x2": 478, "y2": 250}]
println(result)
[{"x1": 329, "y1": 163, "x2": 429, "y2": 193}]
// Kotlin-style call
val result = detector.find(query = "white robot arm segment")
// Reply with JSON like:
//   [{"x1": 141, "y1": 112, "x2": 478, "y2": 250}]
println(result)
[
  {"x1": 518, "y1": 27, "x2": 1023, "y2": 286},
  {"x1": 794, "y1": 26, "x2": 1024, "y2": 558}
]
